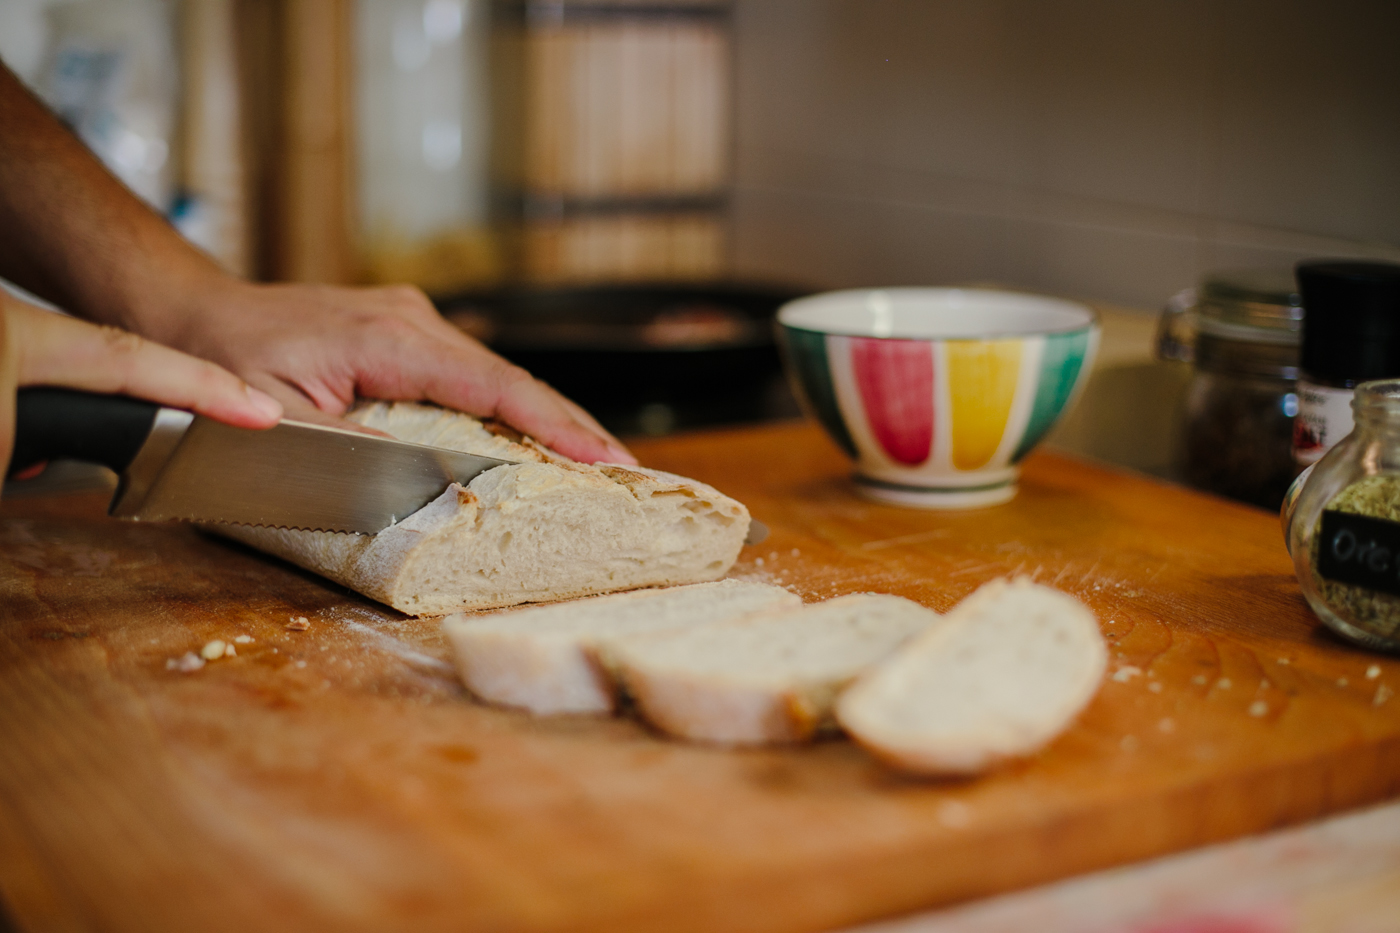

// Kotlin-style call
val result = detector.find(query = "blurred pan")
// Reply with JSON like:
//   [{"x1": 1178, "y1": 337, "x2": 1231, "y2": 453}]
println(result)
[{"x1": 435, "y1": 282, "x2": 809, "y2": 437}]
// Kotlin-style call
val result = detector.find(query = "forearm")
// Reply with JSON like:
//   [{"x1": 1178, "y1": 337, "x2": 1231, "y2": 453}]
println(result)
[
  {"x1": 0, "y1": 61, "x2": 234, "y2": 340},
  {"x1": 0, "y1": 63, "x2": 630, "y2": 463}
]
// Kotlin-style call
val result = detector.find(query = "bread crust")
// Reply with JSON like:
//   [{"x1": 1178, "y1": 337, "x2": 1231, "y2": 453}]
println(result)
[
  {"x1": 836, "y1": 578, "x2": 1107, "y2": 776},
  {"x1": 216, "y1": 402, "x2": 751, "y2": 616},
  {"x1": 612, "y1": 594, "x2": 938, "y2": 745},
  {"x1": 443, "y1": 580, "x2": 800, "y2": 714},
  {"x1": 621, "y1": 667, "x2": 815, "y2": 744}
]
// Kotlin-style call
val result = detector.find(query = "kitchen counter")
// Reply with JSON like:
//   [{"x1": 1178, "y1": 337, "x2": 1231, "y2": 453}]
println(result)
[
  {"x1": 2, "y1": 420, "x2": 1399, "y2": 932},
  {"x1": 851, "y1": 798, "x2": 1400, "y2": 933}
]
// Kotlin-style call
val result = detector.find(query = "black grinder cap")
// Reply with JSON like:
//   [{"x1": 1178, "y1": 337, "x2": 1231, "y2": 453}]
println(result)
[{"x1": 1297, "y1": 260, "x2": 1400, "y2": 384}]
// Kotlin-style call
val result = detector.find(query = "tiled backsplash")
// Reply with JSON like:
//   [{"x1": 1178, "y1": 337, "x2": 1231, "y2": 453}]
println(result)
[{"x1": 728, "y1": 0, "x2": 1400, "y2": 310}]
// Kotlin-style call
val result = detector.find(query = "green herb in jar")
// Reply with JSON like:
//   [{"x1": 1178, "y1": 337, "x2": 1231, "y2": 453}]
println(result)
[{"x1": 1312, "y1": 475, "x2": 1400, "y2": 638}]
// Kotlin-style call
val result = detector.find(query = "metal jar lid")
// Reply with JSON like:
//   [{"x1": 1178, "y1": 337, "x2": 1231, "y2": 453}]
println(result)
[
  {"x1": 1158, "y1": 269, "x2": 1304, "y2": 379},
  {"x1": 1196, "y1": 268, "x2": 1303, "y2": 346}
]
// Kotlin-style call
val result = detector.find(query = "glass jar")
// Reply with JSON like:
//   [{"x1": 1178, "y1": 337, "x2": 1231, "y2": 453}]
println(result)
[
  {"x1": 1283, "y1": 379, "x2": 1400, "y2": 652},
  {"x1": 1157, "y1": 270, "x2": 1304, "y2": 510}
]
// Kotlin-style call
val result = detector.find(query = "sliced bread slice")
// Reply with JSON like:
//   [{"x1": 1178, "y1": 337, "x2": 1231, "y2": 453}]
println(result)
[
  {"x1": 611, "y1": 594, "x2": 940, "y2": 745},
  {"x1": 442, "y1": 579, "x2": 800, "y2": 715},
  {"x1": 836, "y1": 577, "x2": 1107, "y2": 776}
]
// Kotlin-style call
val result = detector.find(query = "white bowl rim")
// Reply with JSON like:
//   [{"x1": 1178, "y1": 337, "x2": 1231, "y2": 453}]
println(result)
[{"x1": 777, "y1": 287, "x2": 1098, "y2": 340}]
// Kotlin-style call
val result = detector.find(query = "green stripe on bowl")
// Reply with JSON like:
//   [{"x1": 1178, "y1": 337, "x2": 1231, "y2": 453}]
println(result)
[
  {"x1": 1011, "y1": 329, "x2": 1091, "y2": 463},
  {"x1": 778, "y1": 326, "x2": 858, "y2": 458}
]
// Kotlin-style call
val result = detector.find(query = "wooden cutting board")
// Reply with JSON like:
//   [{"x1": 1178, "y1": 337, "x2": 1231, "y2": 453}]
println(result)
[{"x1": 2, "y1": 421, "x2": 1399, "y2": 933}]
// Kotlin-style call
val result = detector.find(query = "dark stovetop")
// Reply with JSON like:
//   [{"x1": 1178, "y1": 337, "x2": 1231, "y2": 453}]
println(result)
[{"x1": 435, "y1": 282, "x2": 810, "y2": 437}]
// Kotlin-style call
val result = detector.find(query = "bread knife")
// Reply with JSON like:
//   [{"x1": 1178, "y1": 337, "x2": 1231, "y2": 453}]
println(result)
[{"x1": 8, "y1": 388, "x2": 515, "y2": 534}]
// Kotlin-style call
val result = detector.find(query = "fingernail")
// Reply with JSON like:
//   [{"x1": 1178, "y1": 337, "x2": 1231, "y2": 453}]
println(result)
[
  {"x1": 246, "y1": 385, "x2": 283, "y2": 422},
  {"x1": 606, "y1": 441, "x2": 638, "y2": 465}
]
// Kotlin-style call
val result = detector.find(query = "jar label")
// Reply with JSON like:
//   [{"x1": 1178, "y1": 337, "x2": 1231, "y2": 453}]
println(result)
[
  {"x1": 1318, "y1": 510, "x2": 1400, "y2": 597},
  {"x1": 1294, "y1": 382, "x2": 1354, "y2": 466}
]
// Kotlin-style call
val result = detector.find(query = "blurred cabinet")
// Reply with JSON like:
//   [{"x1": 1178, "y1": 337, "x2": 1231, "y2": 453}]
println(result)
[
  {"x1": 354, "y1": 0, "x2": 498, "y2": 294},
  {"x1": 492, "y1": 0, "x2": 730, "y2": 284},
  {"x1": 235, "y1": 0, "x2": 356, "y2": 284},
  {"x1": 224, "y1": 0, "x2": 730, "y2": 289},
  {"x1": 182, "y1": 0, "x2": 252, "y2": 275}
]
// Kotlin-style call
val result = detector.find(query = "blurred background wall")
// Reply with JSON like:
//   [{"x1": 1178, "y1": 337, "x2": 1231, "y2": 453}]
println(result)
[
  {"x1": 2, "y1": 0, "x2": 1396, "y2": 310},
  {"x1": 2, "y1": 0, "x2": 1397, "y2": 476},
  {"x1": 727, "y1": 0, "x2": 1400, "y2": 310}
]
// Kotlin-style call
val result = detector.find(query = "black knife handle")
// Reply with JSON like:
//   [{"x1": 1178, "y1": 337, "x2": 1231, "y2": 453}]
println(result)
[{"x1": 9, "y1": 388, "x2": 160, "y2": 477}]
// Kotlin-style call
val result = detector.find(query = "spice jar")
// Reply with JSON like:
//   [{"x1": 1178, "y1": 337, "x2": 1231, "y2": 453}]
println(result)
[
  {"x1": 1284, "y1": 379, "x2": 1400, "y2": 651},
  {"x1": 1157, "y1": 269, "x2": 1303, "y2": 510},
  {"x1": 1292, "y1": 261, "x2": 1400, "y2": 467}
]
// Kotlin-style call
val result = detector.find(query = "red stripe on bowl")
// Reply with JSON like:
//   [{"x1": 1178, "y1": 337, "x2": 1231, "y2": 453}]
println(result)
[{"x1": 851, "y1": 337, "x2": 934, "y2": 466}]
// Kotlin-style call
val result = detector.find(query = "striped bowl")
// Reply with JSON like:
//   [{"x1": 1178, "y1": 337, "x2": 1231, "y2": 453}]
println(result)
[{"x1": 777, "y1": 288, "x2": 1099, "y2": 508}]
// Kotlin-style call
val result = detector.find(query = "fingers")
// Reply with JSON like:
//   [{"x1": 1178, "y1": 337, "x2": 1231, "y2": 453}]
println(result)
[
  {"x1": 245, "y1": 374, "x2": 394, "y2": 438},
  {"x1": 333, "y1": 308, "x2": 634, "y2": 463},
  {"x1": 412, "y1": 335, "x2": 636, "y2": 464},
  {"x1": 428, "y1": 336, "x2": 636, "y2": 463},
  {"x1": 526, "y1": 381, "x2": 638, "y2": 465},
  {"x1": 492, "y1": 375, "x2": 638, "y2": 465},
  {"x1": 553, "y1": 391, "x2": 633, "y2": 457},
  {"x1": 8, "y1": 300, "x2": 282, "y2": 428},
  {"x1": 175, "y1": 281, "x2": 635, "y2": 463}
]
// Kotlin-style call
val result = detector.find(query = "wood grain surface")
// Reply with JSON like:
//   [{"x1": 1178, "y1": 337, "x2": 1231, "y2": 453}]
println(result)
[{"x1": 2, "y1": 421, "x2": 1399, "y2": 933}]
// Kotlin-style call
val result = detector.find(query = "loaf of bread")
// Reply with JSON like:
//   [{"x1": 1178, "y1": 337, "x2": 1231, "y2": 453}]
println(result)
[
  {"x1": 443, "y1": 580, "x2": 800, "y2": 714},
  {"x1": 217, "y1": 402, "x2": 752, "y2": 616},
  {"x1": 612, "y1": 594, "x2": 940, "y2": 745},
  {"x1": 836, "y1": 578, "x2": 1107, "y2": 776}
]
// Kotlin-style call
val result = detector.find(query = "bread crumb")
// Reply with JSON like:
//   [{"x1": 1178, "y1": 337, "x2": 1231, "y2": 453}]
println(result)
[
  {"x1": 1120, "y1": 735, "x2": 1139, "y2": 752},
  {"x1": 1249, "y1": 701, "x2": 1268, "y2": 717},
  {"x1": 936, "y1": 801, "x2": 972, "y2": 829},
  {"x1": 233, "y1": 635, "x2": 253, "y2": 644},
  {"x1": 166, "y1": 651, "x2": 205, "y2": 673},
  {"x1": 286, "y1": 617, "x2": 311, "y2": 631},
  {"x1": 1158, "y1": 717, "x2": 1175, "y2": 733},
  {"x1": 224, "y1": 643, "x2": 237, "y2": 658},
  {"x1": 1147, "y1": 682, "x2": 1163, "y2": 693},
  {"x1": 1217, "y1": 678, "x2": 1232, "y2": 690},
  {"x1": 1277, "y1": 657, "x2": 1290, "y2": 665},
  {"x1": 201, "y1": 640, "x2": 227, "y2": 661},
  {"x1": 1191, "y1": 674, "x2": 1208, "y2": 685},
  {"x1": 1111, "y1": 666, "x2": 1142, "y2": 683},
  {"x1": 295, "y1": 660, "x2": 307, "y2": 668},
  {"x1": 1367, "y1": 665, "x2": 1382, "y2": 680},
  {"x1": 1338, "y1": 677, "x2": 1349, "y2": 687},
  {"x1": 1376, "y1": 685, "x2": 1393, "y2": 707},
  {"x1": 790, "y1": 548, "x2": 800, "y2": 557},
  {"x1": 755, "y1": 557, "x2": 764, "y2": 567}
]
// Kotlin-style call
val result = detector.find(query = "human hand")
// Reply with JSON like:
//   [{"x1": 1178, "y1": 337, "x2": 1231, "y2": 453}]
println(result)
[
  {"x1": 0, "y1": 293, "x2": 283, "y2": 477},
  {"x1": 0, "y1": 64, "x2": 626, "y2": 464},
  {"x1": 164, "y1": 278, "x2": 637, "y2": 465}
]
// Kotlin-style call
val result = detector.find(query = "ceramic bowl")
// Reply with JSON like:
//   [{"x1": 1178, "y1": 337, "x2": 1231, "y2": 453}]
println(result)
[{"x1": 776, "y1": 288, "x2": 1099, "y2": 508}]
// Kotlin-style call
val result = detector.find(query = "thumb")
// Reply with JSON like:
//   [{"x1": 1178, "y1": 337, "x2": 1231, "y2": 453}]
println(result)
[{"x1": 9, "y1": 299, "x2": 283, "y2": 428}]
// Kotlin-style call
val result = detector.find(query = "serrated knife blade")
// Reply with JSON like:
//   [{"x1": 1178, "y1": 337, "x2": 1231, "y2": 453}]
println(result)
[
  {"x1": 10, "y1": 388, "x2": 514, "y2": 534},
  {"x1": 110, "y1": 413, "x2": 514, "y2": 533}
]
